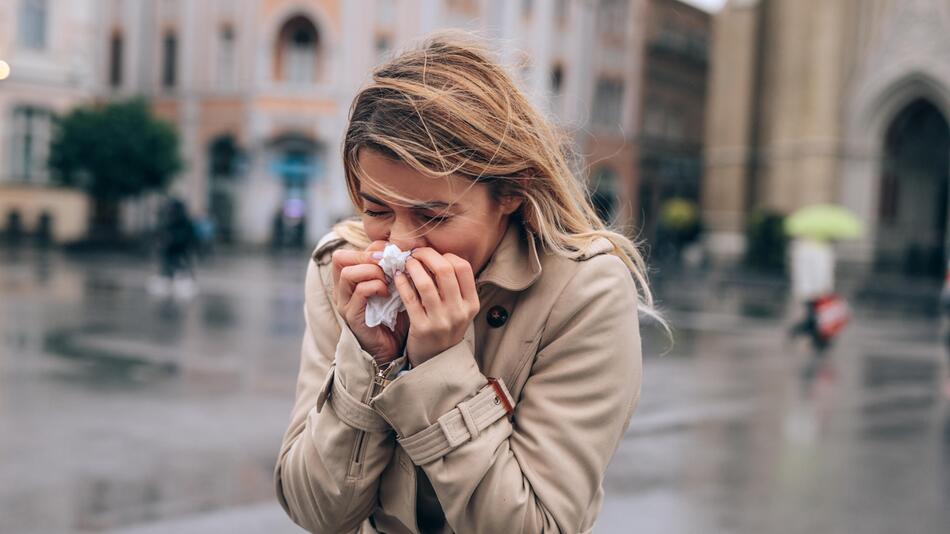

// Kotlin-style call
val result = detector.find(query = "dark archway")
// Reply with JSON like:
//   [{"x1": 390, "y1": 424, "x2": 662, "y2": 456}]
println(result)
[
  {"x1": 207, "y1": 135, "x2": 241, "y2": 243},
  {"x1": 876, "y1": 99, "x2": 950, "y2": 277},
  {"x1": 274, "y1": 15, "x2": 322, "y2": 83},
  {"x1": 268, "y1": 134, "x2": 325, "y2": 248}
]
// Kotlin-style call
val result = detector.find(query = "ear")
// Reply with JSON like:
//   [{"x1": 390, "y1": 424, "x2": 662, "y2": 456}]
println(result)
[{"x1": 499, "y1": 195, "x2": 523, "y2": 216}]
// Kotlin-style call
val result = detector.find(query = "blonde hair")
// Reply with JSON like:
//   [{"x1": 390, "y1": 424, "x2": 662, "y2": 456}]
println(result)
[{"x1": 334, "y1": 33, "x2": 663, "y2": 322}]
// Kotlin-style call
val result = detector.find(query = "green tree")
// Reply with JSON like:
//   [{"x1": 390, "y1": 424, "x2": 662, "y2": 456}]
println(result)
[{"x1": 48, "y1": 98, "x2": 183, "y2": 238}]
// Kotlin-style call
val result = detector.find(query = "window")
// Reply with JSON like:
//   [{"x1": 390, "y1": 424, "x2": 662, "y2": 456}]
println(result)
[
  {"x1": 109, "y1": 30, "x2": 124, "y2": 88},
  {"x1": 18, "y1": 0, "x2": 47, "y2": 50},
  {"x1": 592, "y1": 78, "x2": 624, "y2": 128},
  {"x1": 665, "y1": 110, "x2": 685, "y2": 141},
  {"x1": 276, "y1": 16, "x2": 321, "y2": 83},
  {"x1": 596, "y1": 0, "x2": 627, "y2": 36},
  {"x1": 8, "y1": 106, "x2": 53, "y2": 183},
  {"x1": 210, "y1": 136, "x2": 240, "y2": 179},
  {"x1": 644, "y1": 104, "x2": 665, "y2": 138},
  {"x1": 162, "y1": 31, "x2": 178, "y2": 88},
  {"x1": 217, "y1": 25, "x2": 236, "y2": 89}
]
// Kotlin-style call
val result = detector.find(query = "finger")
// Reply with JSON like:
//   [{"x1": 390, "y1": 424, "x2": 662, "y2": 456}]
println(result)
[
  {"x1": 444, "y1": 253, "x2": 477, "y2": 304},
  {"x1": 366, "y1": 241, "x2": 387, "y2": 253},
  {"x1": 410, "y1": 248, "x2": 461, "y2": 302},
  {"x1": 393, "y1": 271, "x2": 426, "y2": 321},
  {"x1": 332, "y1": 249, "x2": 379, "y2": 287},
  {"x1": 338, "y1": 263, "x2": 387, "y2": 304},
  {"x1": 347, "y1": 279, "x2": 389, "y2": 321},
  {"x1": 405, "y1": 257, "x2": 442, "y2": 312}
]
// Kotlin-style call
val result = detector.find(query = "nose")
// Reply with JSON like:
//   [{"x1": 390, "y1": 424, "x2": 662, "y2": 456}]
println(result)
[{"x1": 387, "y1": 220, "x2": 427, "y2": 252}]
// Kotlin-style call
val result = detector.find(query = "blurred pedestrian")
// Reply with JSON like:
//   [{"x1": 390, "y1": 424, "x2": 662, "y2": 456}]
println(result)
[
  {"x1": 148, "y1": 198, "x2": 199, "y2": 299},
  {"x1": 787, "y1": 236, "x2": 848, "y2": 356}
]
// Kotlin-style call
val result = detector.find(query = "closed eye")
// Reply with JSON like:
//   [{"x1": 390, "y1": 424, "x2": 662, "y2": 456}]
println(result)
[{"x1": 419, "y1": 213, "x2": 449, "y2": 223}]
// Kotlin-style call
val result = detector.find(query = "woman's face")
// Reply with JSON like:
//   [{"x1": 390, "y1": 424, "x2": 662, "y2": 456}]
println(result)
[{"x1": 357, "y1": 149, "x2": 520, "y2": 276}]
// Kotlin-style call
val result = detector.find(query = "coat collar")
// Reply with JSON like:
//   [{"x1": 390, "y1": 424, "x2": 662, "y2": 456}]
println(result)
[{"x1": 475, "y1": 219, "x2": 543, "y2": 292}]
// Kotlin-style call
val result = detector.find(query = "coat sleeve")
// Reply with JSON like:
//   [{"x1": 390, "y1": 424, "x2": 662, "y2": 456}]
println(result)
[
  {"x1": 370, "y1": 253, "x2": 643, "y2": 533},
  {"x1": 274, "y1": 255, "x2": 405, "y2": 533}
]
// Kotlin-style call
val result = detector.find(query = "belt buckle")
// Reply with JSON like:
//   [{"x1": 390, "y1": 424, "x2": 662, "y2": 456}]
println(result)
[{"x1": 486, "y1": 377, "x2": 513, "y2": 416}]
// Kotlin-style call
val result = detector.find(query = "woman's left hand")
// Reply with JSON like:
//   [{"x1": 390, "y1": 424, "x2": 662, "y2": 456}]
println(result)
[{"x1": 393, "y1": 247, "x2": 480, "y2": 367}]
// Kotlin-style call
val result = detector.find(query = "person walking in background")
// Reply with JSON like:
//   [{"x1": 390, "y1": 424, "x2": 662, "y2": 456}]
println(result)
[
  {"x1": 787, "y1": 236, "x2": 847, "y2": 356},
  {"x1": 784, "y1": 205, "x2": 860, "y2": 357},
  {"x1": 148, "y1": 198, "x2": 199, "y2": 299}
]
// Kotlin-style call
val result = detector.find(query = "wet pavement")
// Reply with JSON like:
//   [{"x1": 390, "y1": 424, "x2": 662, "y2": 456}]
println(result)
[{"x1": 1, "y1": 247, "x2": 948, "y2": 533}]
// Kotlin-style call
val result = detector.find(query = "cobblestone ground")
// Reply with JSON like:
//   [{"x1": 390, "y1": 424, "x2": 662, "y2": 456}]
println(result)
[{"x1": 1, "y1": 246, "x2": 948, "y2": 533}]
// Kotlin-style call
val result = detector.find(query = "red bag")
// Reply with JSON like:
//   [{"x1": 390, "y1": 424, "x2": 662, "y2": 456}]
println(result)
[{"x1": 813, "y1": 294, "x2": 849, "y2": 340}]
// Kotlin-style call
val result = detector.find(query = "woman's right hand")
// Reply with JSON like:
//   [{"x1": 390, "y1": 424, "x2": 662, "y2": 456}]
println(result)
[{"x1": 331, "y1": 242, "x2": 409, "y2": 364}]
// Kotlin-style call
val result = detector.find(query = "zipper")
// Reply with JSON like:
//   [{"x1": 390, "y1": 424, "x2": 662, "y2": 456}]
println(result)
[
  {"x1": 349, "y1": 431, "x2": 367, "y2": 470},
  {"x1": 348, "y1": 359, "x2": 397, "y2": 477},
  {"x1": 371, "y1": 361, "x2": 391, "y2": 396}
]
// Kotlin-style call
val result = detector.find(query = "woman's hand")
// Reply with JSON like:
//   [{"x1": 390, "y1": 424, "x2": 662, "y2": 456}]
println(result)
[
  {"x1": 331, "y1": 241, "x2": 409, "y2": 364},
  {"x1": 393, "y1": 248, "x2": 480, "y2": 367}
]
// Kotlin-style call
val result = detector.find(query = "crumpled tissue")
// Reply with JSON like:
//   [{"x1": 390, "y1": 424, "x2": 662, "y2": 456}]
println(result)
[{"x1": 366, "y1": 243, "x2": 412, "y2": 330}]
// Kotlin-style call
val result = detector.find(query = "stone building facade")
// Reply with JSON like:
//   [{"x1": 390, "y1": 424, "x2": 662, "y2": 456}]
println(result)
[{"x1": 705, "y1": 0, "x2": 950, "y2": 276}]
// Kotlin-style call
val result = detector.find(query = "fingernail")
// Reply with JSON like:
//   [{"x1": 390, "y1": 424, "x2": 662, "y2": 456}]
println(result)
[
  {"x1": 371, "y1": 252, "x2": 383, "y2": 260},
  {"x1": 394, "y1": 271, "x2": 404, "y2": 278}
]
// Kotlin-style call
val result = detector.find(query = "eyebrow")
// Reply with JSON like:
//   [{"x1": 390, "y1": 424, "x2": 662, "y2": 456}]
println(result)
[{"x1": 359, "y1": 192, "x2": 452, "y2": 211}]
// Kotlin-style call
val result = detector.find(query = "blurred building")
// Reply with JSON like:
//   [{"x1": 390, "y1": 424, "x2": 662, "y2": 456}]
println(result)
[
  {"x1": 99, "y1": 0, "x2": 653, "y2": 246},
  {"x1": 2, "y1": 0, "x2": 711, "y2": 247},
  {"x1": 705, "y1": 0, "x2": 950, "y2": 277},
  {"x1": 0, "y1": 0, "x2": 94, "y2": 242},
  {"x1": 635, "y1": 0, "x2": 710, "y2": 248}
]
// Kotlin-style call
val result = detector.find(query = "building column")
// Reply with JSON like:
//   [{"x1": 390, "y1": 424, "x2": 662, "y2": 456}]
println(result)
[
  {"x1": 527, "y1": 0, "x2": 555, "y2": 110},
  {"x1": 563, "y1": 1, "x2": 594, "y2": 128},
  {"x1": 183, "y1": 0, "x2": 206, "y2": 217},
  {"x1": 702, "y1": 2, "x2": 761, "y2": 263}
]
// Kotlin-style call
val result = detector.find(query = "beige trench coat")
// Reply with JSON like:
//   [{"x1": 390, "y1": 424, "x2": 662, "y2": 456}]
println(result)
[{"x1": 275, "y1": 220, "x2": 643, "y2": 533}]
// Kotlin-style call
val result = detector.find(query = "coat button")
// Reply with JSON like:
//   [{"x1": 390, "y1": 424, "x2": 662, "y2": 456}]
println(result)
[{"x1": 486, "y1": 305, "x2": 509, "y2": 328}]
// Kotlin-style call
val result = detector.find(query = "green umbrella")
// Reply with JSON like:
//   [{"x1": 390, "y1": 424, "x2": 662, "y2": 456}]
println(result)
[{"x1": 785, "y1": 204, "x2": 863, "y2": 241}]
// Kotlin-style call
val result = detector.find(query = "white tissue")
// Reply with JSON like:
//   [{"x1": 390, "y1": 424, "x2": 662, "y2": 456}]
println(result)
[{"x1": 366, "y1": 243, "x2": 412, "y2": 330}]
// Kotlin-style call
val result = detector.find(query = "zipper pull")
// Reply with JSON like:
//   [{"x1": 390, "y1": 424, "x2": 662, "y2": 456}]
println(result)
[{"x1": 372, "y1": 360, "x2": 395, "y2": 390}]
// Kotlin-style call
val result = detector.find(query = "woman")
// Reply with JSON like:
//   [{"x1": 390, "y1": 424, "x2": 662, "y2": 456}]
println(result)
[{"x1": 275, "y1": 35, "x2": 655, "y2": 534}]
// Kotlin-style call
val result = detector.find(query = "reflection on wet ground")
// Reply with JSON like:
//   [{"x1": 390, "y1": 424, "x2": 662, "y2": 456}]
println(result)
[
  {"x1": 1, "y1": 248, "x2": 949, "y2": 533},
  {"x1": 1, "y1": 248, "x2": 306, "y2": 533}
]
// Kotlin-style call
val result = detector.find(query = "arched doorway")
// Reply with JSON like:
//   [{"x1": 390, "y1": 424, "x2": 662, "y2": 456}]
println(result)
[
  {"x1": 268, "y1": 134, "x2": 324, "y2": 248},
  {"x1": 875, "y1": 99, "x2": 950, "y2": 277}
]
